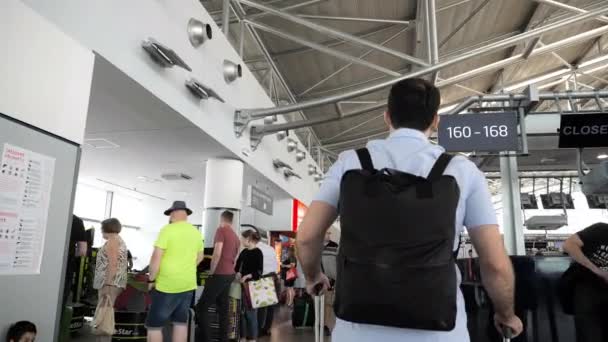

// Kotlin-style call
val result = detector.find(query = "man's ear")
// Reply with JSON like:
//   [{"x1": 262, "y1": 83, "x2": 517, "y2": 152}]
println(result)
[
  {"x1": 432, "y1": 113, "x2": 440, "y2": 131},
  {"x1": 384, "y1": 111, "x2": 392, "y2": 129}
]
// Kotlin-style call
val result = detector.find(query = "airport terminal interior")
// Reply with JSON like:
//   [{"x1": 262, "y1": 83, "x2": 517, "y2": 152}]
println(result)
[{"x1": 2, "y1": 0, "x2": 608, "y2": 341}]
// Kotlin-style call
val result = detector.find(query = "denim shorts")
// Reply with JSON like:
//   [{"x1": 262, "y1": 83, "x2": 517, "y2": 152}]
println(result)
[{"x1": 146, "y1": 289, "x2": 194, "y2": 328}]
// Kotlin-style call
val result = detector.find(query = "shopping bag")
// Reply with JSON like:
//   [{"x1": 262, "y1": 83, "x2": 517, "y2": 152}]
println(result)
[
  {"x1": 286, "y1": 267, "x2": 297, "y2": 281},
  {"x1": 229, "y1": 281, "x2": 242, "y2": 300},
  {"x1": 243, "y1": 277, "x2": 279, "y2": 309},
  {"x1": 92, "y1": 294, "x2": 115, "y2": 335}
]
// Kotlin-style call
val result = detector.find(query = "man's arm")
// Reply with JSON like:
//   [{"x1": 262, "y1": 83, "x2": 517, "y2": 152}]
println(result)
[
  {"x1": 564, "y1": 233, "x2": 602, "y2": 275},
  {"x1": 148, "y1": 247, "x2": 165, "y2": 281},
  {"x1": 209, "y1": 242, "x2": 223, "y2": 273},
  {"x1": 76, "y1": 241, "x2": 88, "y2": 257},
  {"x1": 469, "y1": 226, "x2": 515, "y2": 319},
  {"x1": 296, "y1": 201, "x2": 338, "y2": 283}
]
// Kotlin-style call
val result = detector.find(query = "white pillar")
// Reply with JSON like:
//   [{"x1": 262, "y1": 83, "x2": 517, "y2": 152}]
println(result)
[
  {"x1": 500, "y1": 155, "x2": 526, "y2": 255},
  {"x1": 203, "y1": 159, "x2": 244, "y2": 247}
]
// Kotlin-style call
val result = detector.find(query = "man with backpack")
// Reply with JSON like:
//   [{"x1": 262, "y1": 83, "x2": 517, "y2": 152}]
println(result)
[{"x1": 296, "y1": 78, "x2": 523, "y2": 341}]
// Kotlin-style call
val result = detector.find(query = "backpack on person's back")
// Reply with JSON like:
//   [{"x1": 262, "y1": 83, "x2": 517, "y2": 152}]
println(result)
[{"x1": 335, "y1": 148, "x2": 460, "y2": 331}]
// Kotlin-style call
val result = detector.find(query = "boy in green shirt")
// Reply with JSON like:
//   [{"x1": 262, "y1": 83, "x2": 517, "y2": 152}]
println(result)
[{"x1": 146, "y1": 201, "x2": 204, "y2": 342}]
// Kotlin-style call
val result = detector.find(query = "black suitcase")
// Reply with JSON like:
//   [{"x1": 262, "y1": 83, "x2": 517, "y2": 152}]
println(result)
[{"x1": 292, "y1": 293, "x2": 315, "y2": 328}]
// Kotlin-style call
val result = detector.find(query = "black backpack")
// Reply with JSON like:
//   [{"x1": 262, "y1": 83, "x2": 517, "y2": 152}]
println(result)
[{"x1": 334, "y1": 148, "x2": 461, "y2": 331}]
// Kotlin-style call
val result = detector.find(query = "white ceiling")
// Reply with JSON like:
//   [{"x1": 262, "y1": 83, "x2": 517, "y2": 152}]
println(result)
[{"x1": 79, "y1": 56, "x2": 291, "y2": 210}]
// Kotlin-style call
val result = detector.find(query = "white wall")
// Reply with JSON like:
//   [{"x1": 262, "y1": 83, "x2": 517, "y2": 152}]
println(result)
[
  {"x1": 0, "y1": 0, "x2": 93, "y2": 144},
  {"x1": 22, "y1": 0, "x2": 320, "y2": 205}
]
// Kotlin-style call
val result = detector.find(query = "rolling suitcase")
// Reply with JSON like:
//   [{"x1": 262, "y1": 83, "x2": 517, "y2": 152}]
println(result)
[{"x1": 292, "y1": 293, "x2": 315, "y2": 328}]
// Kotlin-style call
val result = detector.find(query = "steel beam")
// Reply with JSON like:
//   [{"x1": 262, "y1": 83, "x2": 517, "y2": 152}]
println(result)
[
  {"x1": 244, "y1": 24, "x2": 398, "y2": 64},
  {"x1": 252, "y1": 102, "x2": 386, "y2": 136},
  {"x1": 236, "y1": 5, "x2": 608, "y2": 119},
  {"x1": 298, "y1": 26, "x2": 411, "y2": 96},
  {"x1": 437, "y1": 0, "x2": 473, "y2": 13},
  {"x1": 447, "y1": 90, "x2": 608, "y2": 114},
  {"x1": 439, "y1": 0, "x2": 492, "y2": 49},
  {"x1": 244, "y1": 20, "x2": 401, "y2": 76},
  {"x1": 534, "y1": 0, "x2": 608, "y2": 24},
  {"x1": 437, "y1": 23, "x2": 608, "y2": 88},
  {"x1": 237, "y1": 0, "x2": 430, "y2": 67},
  {"x1": 500, "y1": 155, "x2": 526, "y2": 256},
  {"x1": 322, "y1": 113, "x2": 385, "y2": 143},
  {"x1": 522, "y1": 36, "x2": 541, "y2": 59},
  {"x1": 231, "y1": 1, "x2": 322, "y2": 147},
  {"x1": 297, "y1": 14, "x2": 410, "y2": 25},
  {"x1": 222, "y1": 0, "x2": 231, "y2": 35},
  {"x1": 306, "y1": 31, "x2": 522, "y2": 97}
]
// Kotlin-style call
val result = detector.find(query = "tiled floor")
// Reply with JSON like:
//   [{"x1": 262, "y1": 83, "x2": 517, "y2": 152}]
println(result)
[{"x1": 72, "y1": 306, "x2": 324, "y2": 342}]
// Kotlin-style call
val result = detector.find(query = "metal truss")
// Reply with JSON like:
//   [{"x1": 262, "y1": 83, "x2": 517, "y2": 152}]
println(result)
[
  {"x1": 237, "y1": 0, "x2": 429, "y2": 67},
  {"x1": 234, "y1": 4, "x2": 608, "y2": 142}
]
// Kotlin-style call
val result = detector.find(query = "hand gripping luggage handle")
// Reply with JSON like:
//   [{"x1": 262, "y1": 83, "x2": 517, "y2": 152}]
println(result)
[{"x1": 501, "y1": 326, "x2": 514, "y2": 342}]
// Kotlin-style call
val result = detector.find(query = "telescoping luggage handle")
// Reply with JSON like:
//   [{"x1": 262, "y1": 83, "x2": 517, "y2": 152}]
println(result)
[
  {"x1": 355, "y1": 148, "x2": 453, "y2": 181},
  {"x1": 313, "y1": 283, "x2": 325, "y2": 342},
  {"x1": 502, "y1": 326, "x2": 514, "y2": 342}
]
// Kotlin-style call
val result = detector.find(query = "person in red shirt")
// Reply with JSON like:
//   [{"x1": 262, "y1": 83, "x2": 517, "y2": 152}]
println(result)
[{"x1": 195, "y1": 211, "x2": 240, "y2": 342}]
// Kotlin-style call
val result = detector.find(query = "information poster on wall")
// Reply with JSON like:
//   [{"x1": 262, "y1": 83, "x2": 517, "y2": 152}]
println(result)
[{"x1": 0, "y1": 144, "x2": 55, "y2": 275}]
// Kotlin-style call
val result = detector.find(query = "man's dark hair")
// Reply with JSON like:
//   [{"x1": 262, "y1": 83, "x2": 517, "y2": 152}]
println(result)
[
  {"x1": 101, "y1": 218, "x2": 122, "y2": 234},
  {"x1": 6, "y1": 321, "x2": 36, "y2": 342},
  {"x1": 220, "y1": 210, "x2": 234, "y2": 223},
  {"x1": 387, "y1": 78, "x2": 441, "y2": 131}
]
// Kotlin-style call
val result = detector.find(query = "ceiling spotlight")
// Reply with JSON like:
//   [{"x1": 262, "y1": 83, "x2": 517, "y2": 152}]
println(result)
[
  {"x1": 598, "y1": 154, "x2": 608, "y2": 160},
  {"x1": 276, "y1": 131, "x2": 287, "y2": 141},
  {"x1": 286, "y1": 139, "x2": 297, "y2": 153},
  {"x1": 295, "y1": 150, "x2": 306, "y2": 162},
  {"x1": 187, "y1": 18, "x2": 212, "y2": 47},
  {"x1": 223, "y1": 59, "x2": 243, "y2": 84}
]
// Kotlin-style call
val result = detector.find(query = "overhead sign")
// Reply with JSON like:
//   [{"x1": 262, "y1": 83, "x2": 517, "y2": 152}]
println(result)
[
  {"x1": 247, "y1": 185, "x2": 273, "y2": 215},
  {"x1": 558, "y1": 113, "x2": 608, "y2": 148},
  {"x1": 438, "y1": 112, "x2": 519, "y2": 152}
]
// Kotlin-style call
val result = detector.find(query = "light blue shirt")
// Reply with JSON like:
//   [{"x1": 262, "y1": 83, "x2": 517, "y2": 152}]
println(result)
[{"x1": 314, "y1": 128, "x2": 497, "y2": 342}]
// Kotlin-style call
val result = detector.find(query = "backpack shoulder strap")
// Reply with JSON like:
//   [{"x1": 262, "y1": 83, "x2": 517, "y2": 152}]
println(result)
[
  {"x1": 356, "y1": 148, "x2": 375, "y2": 171},
  {"x1": 427, "y1": 153, "x2": 453, "y2": 181}
]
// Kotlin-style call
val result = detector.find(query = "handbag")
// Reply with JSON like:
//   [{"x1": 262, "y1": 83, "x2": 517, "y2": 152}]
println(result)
[
  {"x1": 243, "y1": 276, "x2": 279, "y2": 309},
  {"x1": 92, "y1": 294, "x2": 116, "y2": 335},
  {"x1": 286, "y1": 267, "x2": 297, "y2": 281}
]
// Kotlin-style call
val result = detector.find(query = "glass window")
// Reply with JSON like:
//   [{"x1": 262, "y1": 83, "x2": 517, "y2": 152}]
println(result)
[
  {"x1": 111, "y1": 193, "x2": 144, "y2": 228},
  {"x1": 74, "y1": 184, "x2": 107, "y2": 221}
]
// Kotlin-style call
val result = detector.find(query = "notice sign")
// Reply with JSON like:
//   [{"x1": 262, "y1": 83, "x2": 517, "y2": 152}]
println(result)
[
  {"x1": 248, "y1": 185, "x2": 273, "y2": 215},
  {"x1": 558, "y1": 113, "x2": 608, "y2": 148},
  {"x1": 0, "y1": 144, "x2": 55, "y2": 275},
  {"x1": 438, "y1": 112, "x2": 519, "y2": 152}
]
